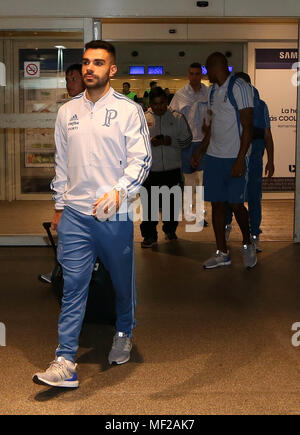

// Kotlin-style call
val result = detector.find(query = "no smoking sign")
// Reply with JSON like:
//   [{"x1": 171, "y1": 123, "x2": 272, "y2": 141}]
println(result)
[{"x1": 24, "y1": 61, "x2": 40, "y2": 78}]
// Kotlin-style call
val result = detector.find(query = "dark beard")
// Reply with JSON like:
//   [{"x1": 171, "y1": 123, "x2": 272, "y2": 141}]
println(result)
[{"x1": 84, "y1": 72, "x2": 110, "y2": 89}]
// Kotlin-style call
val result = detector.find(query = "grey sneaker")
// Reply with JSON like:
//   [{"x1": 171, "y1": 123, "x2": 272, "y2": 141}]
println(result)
[
  {"x1": 242, "y1": 243, "x2": 257, "y2": 269},
  {"x1": 108, "y1": 332, "x2": 132, "y2": 365},
  {"x1": 251, "y1": 235, "x2": 262, "y2": 253},
  {"x1": 225, "y1": 224, "x2": 232, "y2": 242},
  {"x1": 203, "y1": 250, "x2": 231, "y2": 269},
  {"x1": 32, "y1": 356, "x2": 79, "y2": 388}
]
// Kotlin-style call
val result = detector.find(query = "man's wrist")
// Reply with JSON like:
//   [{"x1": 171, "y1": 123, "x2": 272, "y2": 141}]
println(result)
[{"x1": 114, "y1": 186, "x2": 127, "y2": 201}]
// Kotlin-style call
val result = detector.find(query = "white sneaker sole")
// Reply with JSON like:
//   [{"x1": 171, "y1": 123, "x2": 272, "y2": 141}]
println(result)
[
  {"x1": 109, "y1": 355, "x2": 130, "y2": 365},
  {"x1": 203, "y1": 260, "x2": 232, "y2": 269},
  {"x1": 33, "y1": 375, "x2": 79, "y2": 388}
]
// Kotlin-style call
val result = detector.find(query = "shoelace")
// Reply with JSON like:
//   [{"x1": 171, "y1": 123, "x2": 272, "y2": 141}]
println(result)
[
  {"x1": 112, "y1": 335, "x2": 131, "y2": 351},
  {"x1": 46, "y1": 360, "x2": 73, "y2": 379}
]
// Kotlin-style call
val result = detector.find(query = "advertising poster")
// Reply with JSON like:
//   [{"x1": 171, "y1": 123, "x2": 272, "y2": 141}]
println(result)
[
  {"x1": 25, "y1": 128, "x2": 55, "y2": 168},
  {"x1": 255, "y1": 48, "x2": 297, "y2": 191}
]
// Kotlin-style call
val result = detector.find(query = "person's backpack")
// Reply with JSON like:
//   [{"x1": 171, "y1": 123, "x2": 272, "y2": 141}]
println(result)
[{"x1": 209, "y1": 75, "x2": 264, "y2": 141}]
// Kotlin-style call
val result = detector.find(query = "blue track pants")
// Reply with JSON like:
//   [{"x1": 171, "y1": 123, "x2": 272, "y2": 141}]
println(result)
[{"x1": 56, "y1": 206, "x2": 136, "y2": 363}]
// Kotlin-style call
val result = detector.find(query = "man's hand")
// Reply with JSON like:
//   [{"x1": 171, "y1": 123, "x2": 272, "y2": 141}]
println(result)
[
  {"x1": 265, "y1": 160, "x2": 275, "y2": 178},
  {"x1": 231, "y1": 158, "x2": 245, "y2": 178},
  {"x1": 191, "y1": 147, "x2": 203, "y2": 169},
  {"x1": 163, "y1": 136, "x2": 172, "y2": 146},
  {"x1": 93, "y1": 190, "x2": 120, "y2": 221},
  {"x1": 51, "y1": 210, "x2": 63, "y2": 231},
  {"x1": 151, "y1": 136, "x2": 164, "y2": 147},
  {"x1": 202, "y1": 117, "x2": 211, "y2": 136}
]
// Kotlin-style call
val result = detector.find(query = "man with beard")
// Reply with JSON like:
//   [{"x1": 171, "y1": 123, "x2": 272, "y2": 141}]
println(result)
[{"x1": 33, "y1": 40, "x2": 152, "y2": 388}]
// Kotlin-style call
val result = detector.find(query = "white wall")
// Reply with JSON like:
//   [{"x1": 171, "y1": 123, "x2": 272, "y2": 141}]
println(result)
[
  {"x1": 225, "y1": 0, "x2": 300, "y2": 17},
  {"x1": 0, "y1": 0, "x2": 300, "y2": 18},
  {"x1": 103, "y1": 23, "x2": 298, "y2": 42}
]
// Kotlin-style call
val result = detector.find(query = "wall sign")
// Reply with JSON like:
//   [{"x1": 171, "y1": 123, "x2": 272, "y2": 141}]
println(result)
[{"x1": 24, "y1": 61, "x2": 40, "y2": 78}]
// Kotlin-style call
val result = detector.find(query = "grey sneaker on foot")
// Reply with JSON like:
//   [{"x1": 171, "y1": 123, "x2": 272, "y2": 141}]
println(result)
[
  {"x1": 203, "y1": 250, "x2": 231, "y2": 269},
  {"x1": 243, "y1": 243, "x2": 257, "y2": 269},
  {"x1": 251, "y1": 235, "x2": 262, "y2": 253},
  {"x1": 32, "y1": 356, "x2": 79, "y2": 388},
  {"x1": 108, "y1": 332, "x2": 132, "y2": 365}
]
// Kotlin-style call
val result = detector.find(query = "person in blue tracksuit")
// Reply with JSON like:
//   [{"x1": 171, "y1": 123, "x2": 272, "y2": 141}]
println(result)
[
  {"x1": 225, "y1": 73, "x2": 275, "y2": 252},
  {"x1": 33, "y1": 40, "x2": 151, "y2": 389}
]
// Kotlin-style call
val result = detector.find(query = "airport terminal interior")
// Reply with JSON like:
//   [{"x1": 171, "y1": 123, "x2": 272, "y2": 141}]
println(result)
[{"x1": 1, "y1": 3, "x2": 300, "y2": 415}]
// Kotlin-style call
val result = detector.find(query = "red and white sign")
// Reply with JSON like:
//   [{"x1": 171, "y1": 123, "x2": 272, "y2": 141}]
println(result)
[{"x1": 24, "y1": 61, "x2": 40, "y2": 78}]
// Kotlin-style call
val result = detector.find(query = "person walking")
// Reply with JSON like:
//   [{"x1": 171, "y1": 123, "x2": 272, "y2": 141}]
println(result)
[
  {"x1": 33, "y1": 40, "x2": 151, "y2": 388},
  {"x1": 225, "y1": 73, "x2": 275, "y2": 252},
  {"x1": 192, "y1": 53, "x2": 257, "y2": 270},
  {"x1": 170, "y1": 63, "x2": 208, "y2": 226},
  {"x1": 140, "y1": 87, "x2": 192, "y2": 247}
]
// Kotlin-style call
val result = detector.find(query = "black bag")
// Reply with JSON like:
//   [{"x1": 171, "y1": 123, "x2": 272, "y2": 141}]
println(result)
[{"x1": 43, "y1": 222, "x2": 116, "y2": 325}]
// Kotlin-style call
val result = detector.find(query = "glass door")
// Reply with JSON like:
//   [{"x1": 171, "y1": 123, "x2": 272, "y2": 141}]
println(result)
[{"x1": 13, "y1": 39, "x2": 83, "y2": 199}]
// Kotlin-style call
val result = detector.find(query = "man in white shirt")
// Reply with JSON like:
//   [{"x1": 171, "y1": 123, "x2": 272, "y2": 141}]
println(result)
[
  {"x1": 170, "y1": 63, "x2": 208, "y2": 225},
  {"x1": 33, "y1": 40, "x2": 152, "y2": 388},
  {"x1": 192, "y1": 52, "x2": 257, "y2": 270},
  {"x1": 141, "y1": 86, "x2": 192, "y2": 247}
]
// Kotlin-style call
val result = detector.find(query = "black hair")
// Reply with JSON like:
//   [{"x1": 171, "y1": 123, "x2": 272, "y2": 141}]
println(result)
[
  {"x1": 206, "y1": 52, "x2": 228, "y2": 69},
  {"x1": 189, "y1": 62, "x2": 202, "y2": 70},
  {"x1": 84, "y1": 40, "x2": 116, "y2": 60},
  {"x1": 149, "y1": 86, "x2": 167, "y2": 102},
  {"x1": 65, "y1": 63, "x2": 82, "y2": 76},
  {"x1": 123, "y1": 82, "x2": 130, "y2": 87},
  {"x1": 150, "y1": 81, "x2": 158, "y2": 87},
  {"x1": 235, "y1": 72, "x2": 251, "y2": 84}
]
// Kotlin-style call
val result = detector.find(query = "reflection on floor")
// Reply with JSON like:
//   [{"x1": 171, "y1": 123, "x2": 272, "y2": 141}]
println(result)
[{"x1": 0, "y1": 199, "x2": 294, "y2": 241}]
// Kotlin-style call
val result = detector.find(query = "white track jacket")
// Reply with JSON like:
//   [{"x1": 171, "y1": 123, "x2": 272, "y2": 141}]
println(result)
[{"x1": 51, "y1": 87, "x2": 152, "y2": 215}]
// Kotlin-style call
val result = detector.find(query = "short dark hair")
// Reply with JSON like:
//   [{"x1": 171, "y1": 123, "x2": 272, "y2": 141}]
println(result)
[
  {"x1": 123, "y1": 82, "x2": 130, "y2": 87},
  {"x1": 65, "y1": 63, "x2": 82, "y2": 76},
  {"x1": 189, "y1": 62, "x2": 202, "y2": 70},
  {"x1": 206, "y1": 52, "x2": 228, "y2": 69},
  {"x1": 149, "y1": 86, "x2": 167, "y2": 102},
  {"x1": 84, "y1": 40, "x2": 116, "y2": 60},
  {"x1": 150, "y1": 81, "x2": 157, "y2": 87},
  {"x1": 235, "y1": 72, "x2": 251, "y2": 84}
]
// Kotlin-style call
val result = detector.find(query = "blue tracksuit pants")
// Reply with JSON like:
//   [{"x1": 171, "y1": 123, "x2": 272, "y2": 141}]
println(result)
[
  {"x1": 56, "y1": 206, "x2": 136, "y2": 363},
  {"x1": 246, "y1": 143, "x2": 265, "y2": 237},
  {"x1": 226, "y1": 141, "x2": 265, "y2": 236}
]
